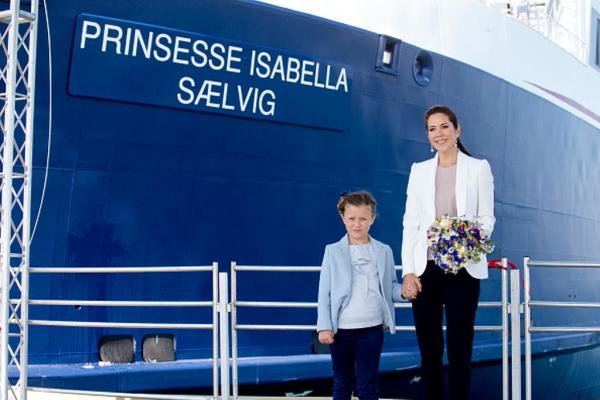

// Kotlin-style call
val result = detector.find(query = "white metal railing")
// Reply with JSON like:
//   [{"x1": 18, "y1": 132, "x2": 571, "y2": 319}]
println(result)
[
  {"x1": 480, "y1": 0, "x2": 587, "y2": 61},
  {"x1": 229, "y1": 263, "x2": 320, "y2": 400},
  {"x1": 509, "y1": 263, "x2": 522, "y2": 400},
  {"x1": 26, "y1": 263, "x2": 220, "y2": 400},
  {"x1": 523, "y1": 257, "x2": 600, "y2": 400},
  {"x1": 230, "y1": 259, "x2": 517, "y2": 400},
  {"x1": 527, "y1": 6, "x2": 587, "y2": 61},
  {"x1": 3, "y1": 258, "x2": 526, "y2": 399},
  {"x1": 27, "y1": 387, "x2": 213, "y2": 400}
]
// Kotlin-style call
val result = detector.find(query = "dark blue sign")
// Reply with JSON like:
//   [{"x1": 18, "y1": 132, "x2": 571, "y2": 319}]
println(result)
[{"x1": 69, "y1": 14, "x2": 352, "y2": 130}]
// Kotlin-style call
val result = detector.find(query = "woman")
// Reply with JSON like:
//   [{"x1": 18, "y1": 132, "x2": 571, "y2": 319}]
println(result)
[{"x1": 400, "y1": 105, "x2": 495, "y2": 400}]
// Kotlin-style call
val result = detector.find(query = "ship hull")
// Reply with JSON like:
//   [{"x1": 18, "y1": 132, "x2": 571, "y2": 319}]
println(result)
[{"x1": 2, "y1": 0, "x2": 599, "y2": 398}]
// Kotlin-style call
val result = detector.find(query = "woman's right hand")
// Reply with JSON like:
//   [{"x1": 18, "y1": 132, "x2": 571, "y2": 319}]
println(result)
[
  {"x1": 318, "y1": 330, "x2": 335, "y2": 344},
  {"x1": 401, "y1": 273, "x2": 422, "y2": 300}
]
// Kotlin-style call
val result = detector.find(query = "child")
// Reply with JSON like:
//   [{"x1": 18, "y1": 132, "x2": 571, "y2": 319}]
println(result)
[{"x1": 317, "y1": 191, "x2": 403, "y2": 400}]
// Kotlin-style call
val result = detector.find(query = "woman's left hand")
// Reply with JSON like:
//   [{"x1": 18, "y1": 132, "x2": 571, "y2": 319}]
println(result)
[{"x1": 401, "y1": 273, "x2": 421, "y2": 300}]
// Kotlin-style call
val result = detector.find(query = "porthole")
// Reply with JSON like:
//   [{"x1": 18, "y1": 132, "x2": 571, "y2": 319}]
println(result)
[{"x1": 413, "y1": 50, "x2": 433, "y2": 87}]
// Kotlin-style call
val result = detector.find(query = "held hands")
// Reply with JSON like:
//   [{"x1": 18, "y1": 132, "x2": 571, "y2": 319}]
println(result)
[
  {"x1": 401, "y1": 273, "x2": 422, "y2": 300},
  {"x1": 318, "y1": 330, "x2": 335, "y2": 344}
]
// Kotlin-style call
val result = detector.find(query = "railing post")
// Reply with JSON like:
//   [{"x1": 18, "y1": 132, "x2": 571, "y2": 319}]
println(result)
[
  {"x1": 212, "y1": 262, "x2": 219, "y2": 399},
  {"x1": 510, "y1": 267, "x2": 521, "y2": 400},
  {"x1": 231, "y1": 262, "x2": 239, "y2": 400},
  {"x1": 218, "y1": 272, "x2": 230, "y2": 400},
  {"x1": 523, "y1": 257, "x2": 531, "y2": 400},
  {"x1": 501, "y1": 259, "x2": 508, "y2": 400}
]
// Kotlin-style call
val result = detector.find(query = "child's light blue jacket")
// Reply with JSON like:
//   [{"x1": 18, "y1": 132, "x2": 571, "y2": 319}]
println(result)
[{"x1": 317, "y1": 234, "x2": 404, "y2": 334}]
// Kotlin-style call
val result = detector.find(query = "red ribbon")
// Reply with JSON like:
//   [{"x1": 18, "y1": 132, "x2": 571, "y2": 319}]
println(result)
[
  {"x1": 487, "y1": 258, "x2": 524, "y2": 289},
  {"x1": 487, "y1": 258, "x2": 517, "y2": 270}
]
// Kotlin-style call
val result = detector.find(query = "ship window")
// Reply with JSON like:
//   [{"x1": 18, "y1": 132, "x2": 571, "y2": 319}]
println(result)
[
  {"x1": 383, "y1": 41, "x2": 395, "y2": 65},
  {"x1": 98, "y1": 335, "x2": 135, "y2": 363},
  {"x1": 142, "y1": 334, "x2": 176, "y2": 362},
  {"x1": 376, "y1": 35, "x2": 401, "y2": 75}
]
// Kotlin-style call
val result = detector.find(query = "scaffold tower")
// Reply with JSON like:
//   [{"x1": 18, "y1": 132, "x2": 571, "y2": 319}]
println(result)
[{"x1": 0, "y1": 0, "x2": 39, "y2": 399}]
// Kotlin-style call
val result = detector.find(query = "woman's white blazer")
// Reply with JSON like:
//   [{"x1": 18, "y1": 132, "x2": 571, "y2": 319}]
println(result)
[{"x1": 401, "y1": 151, "x2": 495, "y2": 279}]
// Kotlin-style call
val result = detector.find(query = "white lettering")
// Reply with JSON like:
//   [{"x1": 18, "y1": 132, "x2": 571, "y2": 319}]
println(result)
[
  {"x1": 252, "y1": 86, "x2": 259, "y2": 113},
  {"x1": 300, "y1": 60, "x2": 314, "y2": 86},
  {"x1": 269, "y1": 55, "x2": 285, "y2": 81},
  {"x1": 337, "y1": 68, "x2": 348, "y2": 93},
  {"x1": 123, "y1": 27, "x2": 132, "y2": 56},
  {"x1": 177, "y1": 76, "x2": 196, "y2": 105},
  {"x1": 226, "y1": 46, "x2": 243, "y2": 73},
  {"x1": 132, "y1": 30, "x2": 153, "y2": 58},
  {"x1": 194, "y1": 80, "x2": 222, "y2": 108},
  {"x1": 209, "y1": 43, "x2": 226, "y2": 71},
  {"x1": 173, "y1": 36, "x2": 191, "y2": 65},
  {"x1": 313, "y1": 62, "x2": 325, "y2": 88},
  {"x1": 238, "y1": 85, "x2": 254, "y2": 112},
  {"x1": 191, "y1": 39, "x2": 208, "y2": 68},
  {"x1": 259, "y1": 90, "x2": 276, "y2": 116},
  {"x1": 249, "y1": 50, "x2": 256, "y2": 76},
  {"x1": 221, "y1": 83, "x2": 235, "y2": 110},
  {"x1": 255, "y1": 52, "x2": 271, "y2": 78},
  {"x1": 286, "y1": 57, "x2": 300, "y2": 83},
  {"x1": 101, "y1": 24, "x2": 123, "y2": 54},
  {"x1": 80, "y1": 21, "x2": 101, "y2": 49},
  {"x1": 325, "y1": 65, "x2": 335, "y2": 90},
  {"x1": 153, "y1": 33, "x2": 172, "y2": 62}
]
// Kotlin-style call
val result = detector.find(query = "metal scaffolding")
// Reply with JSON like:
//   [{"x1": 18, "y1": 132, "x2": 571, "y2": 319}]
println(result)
[{"x1": 0, "y1": 0, "x2": 40, "y2": 399}]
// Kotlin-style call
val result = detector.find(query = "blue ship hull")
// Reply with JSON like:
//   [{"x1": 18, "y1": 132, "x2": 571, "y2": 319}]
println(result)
[{"x1": 6, "y1": 0, "x2": 599, "y2": 398}]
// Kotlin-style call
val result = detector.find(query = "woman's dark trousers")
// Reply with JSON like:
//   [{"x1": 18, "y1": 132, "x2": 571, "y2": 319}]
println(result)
[{"x1": 411, "y1": 261, "x2": 480, "y2": 400}]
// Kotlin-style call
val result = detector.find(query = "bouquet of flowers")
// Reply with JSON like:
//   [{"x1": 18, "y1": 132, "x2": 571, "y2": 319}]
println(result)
[{"x1": 427, "y1": 215, "x2": 495, "y2": 274}]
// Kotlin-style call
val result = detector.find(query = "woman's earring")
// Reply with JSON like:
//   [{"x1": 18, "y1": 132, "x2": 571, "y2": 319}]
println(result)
[{"x1": 430, "y1": 146, "x2": 434, "y2": 153}]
